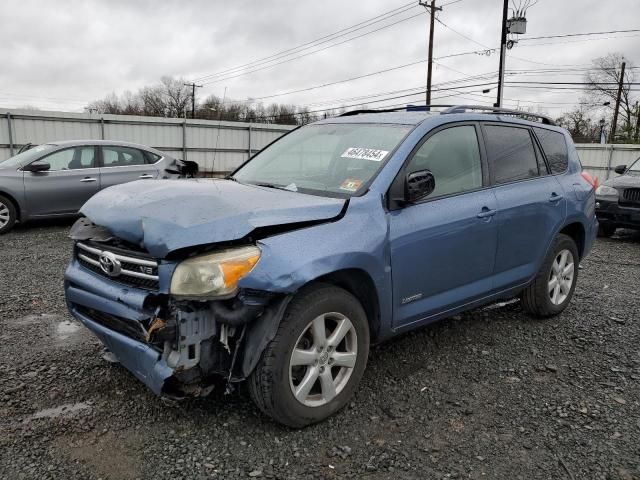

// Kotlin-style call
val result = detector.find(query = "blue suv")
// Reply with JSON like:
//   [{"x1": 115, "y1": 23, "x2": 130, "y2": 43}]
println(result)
[{"x1": 64, "y1": 106, "x2": 598, "y2": 427}]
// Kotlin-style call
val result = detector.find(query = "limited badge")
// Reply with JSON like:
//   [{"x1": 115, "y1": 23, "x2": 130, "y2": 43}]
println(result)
[
  {"x1": 341, "y1": 147, "x2": 389, "y2": 162},
  {"x1": 339, "y1": 178, "x2": 363, "y2": 192}
]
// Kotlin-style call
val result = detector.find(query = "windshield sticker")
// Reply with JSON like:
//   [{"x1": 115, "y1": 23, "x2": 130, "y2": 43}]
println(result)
[
  {"x1": 339, "y1": 178, "x2": 363, "y2": 192},
  {"x1": 341, "y1": 147, "x2": 389, "y2": 162}
]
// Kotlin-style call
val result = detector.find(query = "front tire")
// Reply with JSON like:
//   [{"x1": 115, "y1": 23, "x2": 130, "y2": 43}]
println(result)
[
  {"x1": 0, "y1": 195, "x2": 17, "y2": 234},
  {"x1": 521, "y1": 234, "x2": 579, "y2": 318},
  {"x1": 248, "y1": 284, "x2": 369, "y2": 428}
]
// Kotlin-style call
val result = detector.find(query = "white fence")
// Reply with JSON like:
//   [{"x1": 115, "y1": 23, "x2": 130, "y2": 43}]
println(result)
[
  {"x1": 575, "y1": 144, "x2": 640, "y2": 181},
  {"x1": 2, "y1": 109, "x2": 639, "y2": 178},
  {"x1": 0, "y1": 109, "x2": 295, "y2": 174}
]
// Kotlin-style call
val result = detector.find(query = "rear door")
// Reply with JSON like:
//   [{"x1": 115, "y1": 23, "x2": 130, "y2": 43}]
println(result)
[
  {"x1": 482, "y1": 123, "x2": 567, "y2": 291},
  {"x1": 389, "y1": 123, "x2": 499, "y2": 328},
  {"x1": 24, "y1": 146, "x2": 99, "y2": 216},
  {"x1": 98, "y1": 145, "x2": 160, "y2": 190}
]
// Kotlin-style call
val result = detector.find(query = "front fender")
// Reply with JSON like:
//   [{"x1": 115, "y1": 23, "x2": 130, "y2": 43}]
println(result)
[{"x1": 239, "y1": 195, "x2": 392, "y2": 336}]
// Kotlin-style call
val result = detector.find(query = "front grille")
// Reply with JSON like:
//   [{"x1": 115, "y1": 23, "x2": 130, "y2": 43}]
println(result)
[
  {"x1": 621, "y1": 188, "x2": 640, "y2": 206},
  {"x1": 76, "y1": 242, "x2": 159, "y2": 290}
]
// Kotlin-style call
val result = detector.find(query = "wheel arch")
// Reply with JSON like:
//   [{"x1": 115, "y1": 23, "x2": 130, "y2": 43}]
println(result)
[
  {"x1": 311, "y1": 268, "x2": 381, "y2": 343},
  {"x1": 558, "y1": 222, "x2": 586, "y2": 259}
]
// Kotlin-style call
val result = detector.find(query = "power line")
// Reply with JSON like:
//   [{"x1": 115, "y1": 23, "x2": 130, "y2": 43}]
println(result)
[
  {"x1": 519, "y1": 28, "x2": 640, "y2": 42},
  {"x1": 192, "y1": 2, "x2": 420, "y2": 83},
  {"x1": 198, "y1": 10, "x2": 426, "y2": 86}
]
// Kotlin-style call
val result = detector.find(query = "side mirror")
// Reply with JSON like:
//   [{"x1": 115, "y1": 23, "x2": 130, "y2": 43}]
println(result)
[
  {"x1": 405, "y1": 169, "x2": 435, "y2": 203},
  {"x1": 614, "y1": 165, "x2": 627, "y2": 175},
  {"x1": 23, "y1": 161, "x2": 50, "y2": 172}
]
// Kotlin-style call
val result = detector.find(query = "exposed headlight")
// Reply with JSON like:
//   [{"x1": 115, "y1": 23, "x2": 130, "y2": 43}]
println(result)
[
  {"x1": 595, "y1": 185, "x2": 618, "y2": 197},
  {"x1": 170, "y1": 246, "x2": 261, "y2": 298}
]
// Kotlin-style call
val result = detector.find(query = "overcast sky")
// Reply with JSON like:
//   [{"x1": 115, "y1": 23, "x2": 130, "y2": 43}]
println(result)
[{"x1": 1, "y1": 0, "x2": 639, "y2": 118}]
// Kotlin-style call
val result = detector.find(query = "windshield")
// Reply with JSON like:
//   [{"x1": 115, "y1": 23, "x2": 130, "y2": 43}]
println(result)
[
  {"x1": 233, "y1": 123, "x2": 412, "y2": 197},
  {"x1": 0, "y1": 144, "x2": 56, "y2": 168},
  {"x1": 628, "y1": 157, "x2": 640, "y2": 173}
]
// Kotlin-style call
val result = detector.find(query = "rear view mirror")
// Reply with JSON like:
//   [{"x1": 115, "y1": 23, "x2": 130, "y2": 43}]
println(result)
[
  {"x1": 23, "y1": 161, "x2": 50, "y2": 172},
  {"x1": 405, "y1": 169, "x2": 436, "y2": 203},
  {"x1": 614, "y1": 165, "x2": 627, "y2": 175}
]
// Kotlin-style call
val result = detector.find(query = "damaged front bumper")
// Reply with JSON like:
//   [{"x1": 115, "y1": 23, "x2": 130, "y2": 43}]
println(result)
[{"x1": 65, "y1": 256, "x2": 289, "y2": 397}]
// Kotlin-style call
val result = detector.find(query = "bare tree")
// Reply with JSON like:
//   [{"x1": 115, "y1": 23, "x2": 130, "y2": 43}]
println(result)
[
  {"x1": 160, "y1": 77, "x2": 190, "y2": 118},
  {"x1": 556, "y1": 103, "x2": 599, "y2": 143},
  {"x1": 585, "y1": 53, "x2": 637, "y2": 141}
]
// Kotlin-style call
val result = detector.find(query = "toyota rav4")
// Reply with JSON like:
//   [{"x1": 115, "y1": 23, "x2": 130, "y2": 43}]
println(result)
[{"x1": 64, "y1": 106, "x2": 598, "y2": 427}]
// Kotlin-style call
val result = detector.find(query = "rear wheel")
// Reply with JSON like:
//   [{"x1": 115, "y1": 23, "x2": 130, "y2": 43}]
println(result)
[
  {"x1": 248, "y1": 284, "x2": 369, "y2": 428},
  {"x1": 0, "y1": 195, "x2": 17, "y2": 234},
  {"x1": 521, "y1": 234, "x2": 579, "y2": 318},
  {"x1": 597, "y1": 223, "x2": 616, "y2": 238}
]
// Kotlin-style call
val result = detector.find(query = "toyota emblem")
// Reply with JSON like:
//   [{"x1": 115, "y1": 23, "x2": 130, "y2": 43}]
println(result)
[{"x1": 98, "y1": 251, "x2": 122, "y2": 277}]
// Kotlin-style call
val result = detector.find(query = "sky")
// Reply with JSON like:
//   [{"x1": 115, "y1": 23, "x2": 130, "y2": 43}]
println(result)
[{"x1": 1, "y1": 0, "x2": 639, "y2": 119}]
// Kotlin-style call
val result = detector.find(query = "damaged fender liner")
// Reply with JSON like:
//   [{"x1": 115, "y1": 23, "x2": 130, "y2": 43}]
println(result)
[{"x1": 162, "y1": 295, "x2": 293, "y2": 395}]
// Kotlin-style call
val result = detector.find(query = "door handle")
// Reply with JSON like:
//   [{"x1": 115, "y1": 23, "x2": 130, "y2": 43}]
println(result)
[
  {"x1": 139, "y1": 174, "x2": 154, "y2": 179},
  {"x1": 80, "y1": 177, "x2": 97, "y2": 183},
  {"x1": 477, "y1": 207, "x2": 497, "y2": 219},
  {"x1": 548, "y1": 193, "x2": 563, "y2": 203}
]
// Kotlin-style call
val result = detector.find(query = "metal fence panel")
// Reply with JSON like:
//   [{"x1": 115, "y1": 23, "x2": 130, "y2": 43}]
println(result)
[
  {"x1": 0, "y1": 109, "x2": 294, "y2": 172},
  {"x1": 575, "y1": 144, "x2": 640, "y2": 181}
]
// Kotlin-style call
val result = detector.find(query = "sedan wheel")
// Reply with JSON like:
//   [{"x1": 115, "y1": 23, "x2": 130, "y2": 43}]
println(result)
[
  {"x1": 0, "y1": 202, "x2": 9, "y2": 229},
  {"x1": 0, "y1": 195, "x2": 17, "y2": 234}
]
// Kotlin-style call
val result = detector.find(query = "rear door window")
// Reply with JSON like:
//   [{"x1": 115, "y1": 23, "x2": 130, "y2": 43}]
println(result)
[
  {"x1": 534, "y1": 127, "x2": 569, "y2": 174},
  {"x1": 101, "y1": 146, "x2": 147, "y2": 167},
  {"x1": 483, "y1": 125, "x2": 539, "y2": 184}
]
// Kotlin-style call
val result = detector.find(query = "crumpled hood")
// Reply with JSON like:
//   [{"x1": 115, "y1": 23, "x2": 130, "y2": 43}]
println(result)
[
  {"x1": 603, "y1": 174, "x2": 640, "y2": 189},
  {"x1": 80, "y1": 179, "x2": 346, "y2": 258}
]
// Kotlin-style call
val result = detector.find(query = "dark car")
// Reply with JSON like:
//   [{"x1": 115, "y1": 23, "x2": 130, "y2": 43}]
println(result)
[{"x1": 595, "y1": 157, "x2": 640, "y2": 237}]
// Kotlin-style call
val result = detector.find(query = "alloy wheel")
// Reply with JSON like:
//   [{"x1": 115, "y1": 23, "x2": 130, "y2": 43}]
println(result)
[
  {"x1": 548, "y1": 249, "x2": 575, "y2": 305},
  {"x1": 0, "y1": 202, "x2": 9, "y2": 229},
  {"x1": 289, "y1": 312, "x2": 358, "y2": 407}
]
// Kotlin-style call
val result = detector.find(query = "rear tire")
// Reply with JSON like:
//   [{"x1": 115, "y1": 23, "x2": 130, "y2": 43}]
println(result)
[
  {"x1": 0, "y1": 195, "x2": 17, "y2": 234},
  {"x1": 597, "y1": 223, "x2": 616, "y2": 238},
  {"x1": 248, "y1": 284, "x2": 369, "y2": 428},
  {"x1": 521, "y1": 234, "x2": 579, "y2": 318}
]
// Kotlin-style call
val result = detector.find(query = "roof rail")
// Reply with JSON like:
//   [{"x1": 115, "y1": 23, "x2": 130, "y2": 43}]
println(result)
[
  {"x1": 440, "y1": 105, "x2": 556, "y2": 125},
  {"x1": 339, "y1": 107, "x2": 407, "y2": 117},
  {"x1": 338, "y1": 105, "x2": 455, "y2": 117}
]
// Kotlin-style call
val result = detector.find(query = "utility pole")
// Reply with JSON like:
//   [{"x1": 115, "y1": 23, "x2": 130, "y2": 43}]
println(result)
[
  {"x1": 419, "y1": 0, "x2": 442, "y2": 106},
  {"x1": 609, "y1": 61, "x2": 626, "y2": 143},
  {"x1": 634, "y1": 101, "x2": 640, "y2": 142},
  {"x1": 495, "y1": 0, "x2": 509, "y2": 107},
  {"x1": 184, "y1": 82, "x2": 203, "y2": 119}
]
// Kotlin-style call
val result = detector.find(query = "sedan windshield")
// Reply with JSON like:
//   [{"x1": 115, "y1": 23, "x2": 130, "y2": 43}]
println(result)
[
  {"x1": 628, "y1": 157, "x2": 640, "y2": 173},
  {"x1": 0, "y1": 144, "x2": 56, "y2": 168},
  {"x1": 233, "y1": 123, "x2": 412, "y2": 197}
]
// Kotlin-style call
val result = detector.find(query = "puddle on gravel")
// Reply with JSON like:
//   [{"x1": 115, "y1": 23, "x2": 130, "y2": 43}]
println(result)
[
  {"x1": 31, "y1": 402, "x2": 92, "y2": 420},
  {"x1": 56, "y1": 320, "x2": 81, "y2": 340}
]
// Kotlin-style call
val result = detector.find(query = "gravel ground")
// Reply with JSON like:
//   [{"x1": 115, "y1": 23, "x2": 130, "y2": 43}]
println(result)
[{"x1": 1, "y1": 220, "x2": 639, "y2": 480}]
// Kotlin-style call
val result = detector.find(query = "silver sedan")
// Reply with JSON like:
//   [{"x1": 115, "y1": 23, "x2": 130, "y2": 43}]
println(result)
[{"x1": 0, "y1": 140, "x2": 196, "y2": 233}]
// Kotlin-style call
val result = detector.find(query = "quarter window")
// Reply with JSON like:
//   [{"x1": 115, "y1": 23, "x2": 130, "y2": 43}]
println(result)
[
  {"x1": 484, "y1": 125, "x2": 539, "y2": 184},
  {"x1": 534, "y1": 127, "x2": 569, "y2": 174},
  {"x1": 407, "y1": 125, "x2": 483, "y2": 198},
  {"x1": 40, "y1": 147, "x2": 96, "y2": 171},
  {"x1": 102, "y1": 146, "x2": 147, "y2": 167}
]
